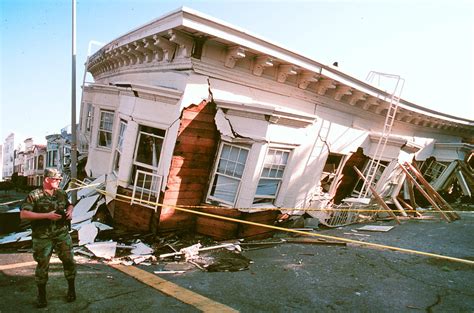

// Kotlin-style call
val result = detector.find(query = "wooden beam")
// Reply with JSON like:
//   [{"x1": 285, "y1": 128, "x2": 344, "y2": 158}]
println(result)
[
  {"x1": 353, "y1": 166, "x2": 401, "y2": 224},
  {"x1": 406, "y1": 162, "x2": 460, "y2": 220},
  {"x1": 398, "y1": 163, "x2": 451, "y2": 222}
]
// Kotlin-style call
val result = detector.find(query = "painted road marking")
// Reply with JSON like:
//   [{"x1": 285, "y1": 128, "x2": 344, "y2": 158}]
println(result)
[
  {"x1": 0, "y1": 257, "x2": 61, "y2": 271},
  {"x1": 110, "y1": 264, "x2": 238, "y2": 313},
  {"x1": 0, "y1": 261, "x2": 37, "y2": 271}
]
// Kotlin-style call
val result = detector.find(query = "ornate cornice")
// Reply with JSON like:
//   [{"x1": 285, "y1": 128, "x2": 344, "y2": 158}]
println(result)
[{"x1": 85, "y1": 7, "x2": 473, "y2": 136}]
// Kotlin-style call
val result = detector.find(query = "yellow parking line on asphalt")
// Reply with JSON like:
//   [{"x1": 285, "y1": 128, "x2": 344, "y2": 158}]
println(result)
[
  {"x1": 0, "y1": 261, "x2": 36, "y2": 270},
  {"x1": 0, "y1": 257, "x2": 61, "y2": 271},
  {"x1": 110, "y1": 264, "x2": 239, "y2": 313}
]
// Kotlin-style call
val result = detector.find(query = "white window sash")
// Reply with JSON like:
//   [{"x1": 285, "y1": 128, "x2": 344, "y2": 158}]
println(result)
[
  {"x1": 132, "y1": 130, "x2": 165, "y2": 171},
  {"x1": 98, "y1": 111, "x2": 114, "y2": 148},
  {"x1": 253, "y1": 148, "x2": 290, "y2": 203},
  {"x1": 208, "y1": 143, "x2": 249, "y2": 206}
]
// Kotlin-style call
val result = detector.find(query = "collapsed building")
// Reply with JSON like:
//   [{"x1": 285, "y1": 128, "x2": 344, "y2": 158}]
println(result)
[{"x1": 78, "y1": 7, "x2": 474, "y2": 239}]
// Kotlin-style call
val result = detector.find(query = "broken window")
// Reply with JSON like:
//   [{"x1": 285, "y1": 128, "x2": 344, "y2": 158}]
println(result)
[
  {"x1": 351, "y1": 159, "x2": 388, "y2": 197},
  {"x1": 208, "y1": 143, "x2": 249, "y2": 206},
  {"x1": 420, "y1": 158, "x2": 449, "y2": 182},
  {"x1": 253, "y1": 148, "x2": 290, "y2": 205},
  {"x1": 113, "y1": 120, "x2": 127, "y2": 174},
  {"x1": 97, "y1": 110, "x2": 114, "y2": 149},
  {"x1": 320, "y1": 153, "x2": 345, "y2": 194},
  {"x1": 131, "y1": 125, "x2": 166, "y2": 197}
]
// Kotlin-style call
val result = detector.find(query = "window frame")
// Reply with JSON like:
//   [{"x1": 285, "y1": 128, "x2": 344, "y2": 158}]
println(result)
[
  {"x1": 207, "y1": 142, "x2": 250, "y2": 206},
  {"x1": 253, "y1": 147, "x2": 291, "y2": 205},
  {"x1": 47, "y1": 149, "x2": 58, "y2": 167},
  {"x1": 85, "y1": 103, "x2": 94, "y2": 133},
  {"x1": 129, "y1": 125, "x2": 167, "y2": 199},
  {"x1": 113, "y1": 120, "x2": 127, "y2": 175},
  {"x1": 97, "y1": 110, "x2": 114, "y2": 149},
  {"x1": 132, "y1": 125, "x2": 166, "y2": 172},
  {"x1": 351, "y1": 159, "x2": 388, "y2": 197}
]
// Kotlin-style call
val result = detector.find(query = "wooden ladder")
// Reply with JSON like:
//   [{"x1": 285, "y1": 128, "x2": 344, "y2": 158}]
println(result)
[{"x1": 399, "y1": 162, "x2": 460, "y2": 222}]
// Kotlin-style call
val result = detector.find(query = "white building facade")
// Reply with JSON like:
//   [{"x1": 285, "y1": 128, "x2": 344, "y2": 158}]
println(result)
[
  {"x1": 79, "y1": 8, "x2": 474, "y2": 232},
  {"x1": 2, "y1": 133, "x2": 15, "y2": 181}
]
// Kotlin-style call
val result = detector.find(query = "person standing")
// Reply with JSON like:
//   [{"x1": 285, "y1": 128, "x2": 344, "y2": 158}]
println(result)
[{"x1": 20, "y1": 168, "x2": 76, "y2": 308}]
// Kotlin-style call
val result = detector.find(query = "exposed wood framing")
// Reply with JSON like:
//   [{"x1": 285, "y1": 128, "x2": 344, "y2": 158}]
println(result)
[{"x1": 353, "y1": 166, "x2": 401, "y2": 224}]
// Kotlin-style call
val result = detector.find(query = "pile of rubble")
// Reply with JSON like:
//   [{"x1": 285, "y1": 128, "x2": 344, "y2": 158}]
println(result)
[{"x1": 0, "y1": 176, "x2": 253, "y2": 273}]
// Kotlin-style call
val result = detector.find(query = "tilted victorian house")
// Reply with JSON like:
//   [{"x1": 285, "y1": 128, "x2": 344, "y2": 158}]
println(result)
[{"x1": 78, "y1": 7, "x2": 473, "y2": 237}]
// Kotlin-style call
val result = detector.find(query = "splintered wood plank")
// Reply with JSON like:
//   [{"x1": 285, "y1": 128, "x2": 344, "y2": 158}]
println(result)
[{"x1": 399, "y1": 164, "x2": 451, "y2": 222}]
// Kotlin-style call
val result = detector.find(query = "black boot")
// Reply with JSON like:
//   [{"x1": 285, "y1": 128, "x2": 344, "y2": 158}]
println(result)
[
  {"x1": 36, "y1": 283, "x2": 47, "y2": 308},
  {"x1": 66, "y1": 279, "x2": 76, "y2": 302}
]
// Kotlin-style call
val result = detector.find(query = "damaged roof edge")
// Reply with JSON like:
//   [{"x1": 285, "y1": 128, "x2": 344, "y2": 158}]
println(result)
[{"x1": 88, "y1": 6, "x2": 473, "y2": 126}]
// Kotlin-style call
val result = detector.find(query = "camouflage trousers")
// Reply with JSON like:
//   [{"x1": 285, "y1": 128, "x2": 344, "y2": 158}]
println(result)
[{"x1": 32, "y1": 230, "x2": 76, "y2": 285}]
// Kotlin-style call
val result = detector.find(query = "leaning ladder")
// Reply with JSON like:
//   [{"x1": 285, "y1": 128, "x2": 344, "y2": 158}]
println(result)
[{"x1": 360, "y1": 72, "x2": 405, "y2": 198}]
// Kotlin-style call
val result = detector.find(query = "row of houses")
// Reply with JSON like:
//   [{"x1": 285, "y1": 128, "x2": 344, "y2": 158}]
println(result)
[
  {"x1": 1, "y1": 129, "x2": 72, "y2": 187},
  {"x1": 74, "y1": 7, "x2": 473, "y2": 237}
]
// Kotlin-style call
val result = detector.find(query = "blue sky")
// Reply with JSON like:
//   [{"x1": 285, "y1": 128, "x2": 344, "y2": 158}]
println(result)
[{"x1": 1, "y1": 0, "x2": 473, "y2": 146}]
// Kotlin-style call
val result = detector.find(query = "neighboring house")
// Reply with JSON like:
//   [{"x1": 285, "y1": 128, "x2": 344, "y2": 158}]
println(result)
[
  {"x1": 23, "y1": 138, "x2": 46, "y2": 187},
  {"x1": 46, "y1": 127, "x2": 72, "y2": 175},
  {"x1": 2, "y1": 133, "x2": 15, "y2": 181},
  {"x1": 79, "y1": 8, "x2": 474, "y2": 234},
  {"x1": 13, "y1": 150, "x2": 25, "y2": 176}
]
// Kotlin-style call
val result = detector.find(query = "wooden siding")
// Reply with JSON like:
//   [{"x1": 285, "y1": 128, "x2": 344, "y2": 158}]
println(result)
[
  {"x1": 112, "y1": 199, "x2": 155, "y2": 233},
  {"x1": 159, "y1": 100, "x2": 219, "y2": 232},
  {"x1": 195, "y1": 206, "x2": 278, "y2": 240}
]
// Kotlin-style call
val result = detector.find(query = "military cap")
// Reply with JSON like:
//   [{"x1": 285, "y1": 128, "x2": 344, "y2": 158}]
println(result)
[{"x1": 44, "y1": 168, "x2": 62, "y2": 179}]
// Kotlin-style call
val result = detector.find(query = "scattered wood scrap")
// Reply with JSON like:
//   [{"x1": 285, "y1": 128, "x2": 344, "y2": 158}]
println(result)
[{"x1": 284, "y1": 238, "x2": 346, "y2": 246}]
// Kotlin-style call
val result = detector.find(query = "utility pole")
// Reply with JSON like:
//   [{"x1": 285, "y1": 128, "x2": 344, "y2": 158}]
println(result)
[{"x1": 70, "y1": 0, "x2": 78, "y2": 204}]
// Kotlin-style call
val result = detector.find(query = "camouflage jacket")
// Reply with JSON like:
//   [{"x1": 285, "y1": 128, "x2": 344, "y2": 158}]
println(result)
[{"x1": 21, "y1": 188, "x2": 71, "y2": 236}]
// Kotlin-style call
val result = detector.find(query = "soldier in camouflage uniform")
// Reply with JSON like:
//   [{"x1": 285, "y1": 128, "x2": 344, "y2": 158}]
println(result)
[{"x1": 20, "y1": 168, "x2": 76, "y2": 308}]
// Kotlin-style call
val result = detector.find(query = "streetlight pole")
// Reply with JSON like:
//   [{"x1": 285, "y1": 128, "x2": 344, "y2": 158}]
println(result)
[{"x1": 71, "y1": 0, "x2": 77, "y2": 204}]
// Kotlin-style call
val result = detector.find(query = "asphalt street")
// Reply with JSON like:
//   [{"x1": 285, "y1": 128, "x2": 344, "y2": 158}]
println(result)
[{"x1": 1, "y1": 212, "x2": 473, "y2": 312}]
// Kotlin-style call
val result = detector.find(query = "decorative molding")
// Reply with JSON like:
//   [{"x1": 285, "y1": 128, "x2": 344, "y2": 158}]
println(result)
[
  {"x1": 374, "y1": 105, "x2": 387, "y2": 115},
  {"x1": 315, "y1": 79, "x2": 336, "y2": 95},
  {"x1": 153, "y1": 35, "x2": 176, "y2": 62},
  {"x1": 297, "y1": 71, "x2": 318, "y2": 90},
  {"x1": 168, "y1": 29, "x2": 194, "y2": 58},
  {"x1": 277, "y1": 65, "x2": 297, "y2": 83},
  {"x1": 361, "y1": 96, "x2": 379, "y2": 110},
  {"x1": 225, "y1": 46, "x2": 246, "y2": 68},
  {"x1": 132, "y1": 41, "x2": 150, "y2": 63},
  {"x1": 252, "y1": 55, "x2": 273, "y2": 76},
  {"x1": 142, "y1": 37, "x2": 162, "y2": 62},
  {"x1": 348, "y1": 90, "x2": 366, "y2": 106},
  {"x1": 334, "y1": 85, "x2": 352, "y2": 101},
  {"x1": 119, "y1": 47, "x2": 133, "y2": 66},
  {"x1": 125, "y1": 44, "x2": 142, "y2": 65}
]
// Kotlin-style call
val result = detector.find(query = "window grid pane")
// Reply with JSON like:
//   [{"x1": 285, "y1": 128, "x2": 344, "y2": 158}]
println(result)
[
  {"x1": 216, "y1": 144, "x2": 248, "y2": 179},
  {"x1": 98, "y1": 111, "x2": 114, "y2": 148},
  {"x1": 209, "y1": 143, "x2": 249, "y2": 205},
  {"x1": 132, "y1": 126, "x2": 166, "y2": 180},
  {"x1": 254, "y1": 149, "x2": 290, "y2": 203}
]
